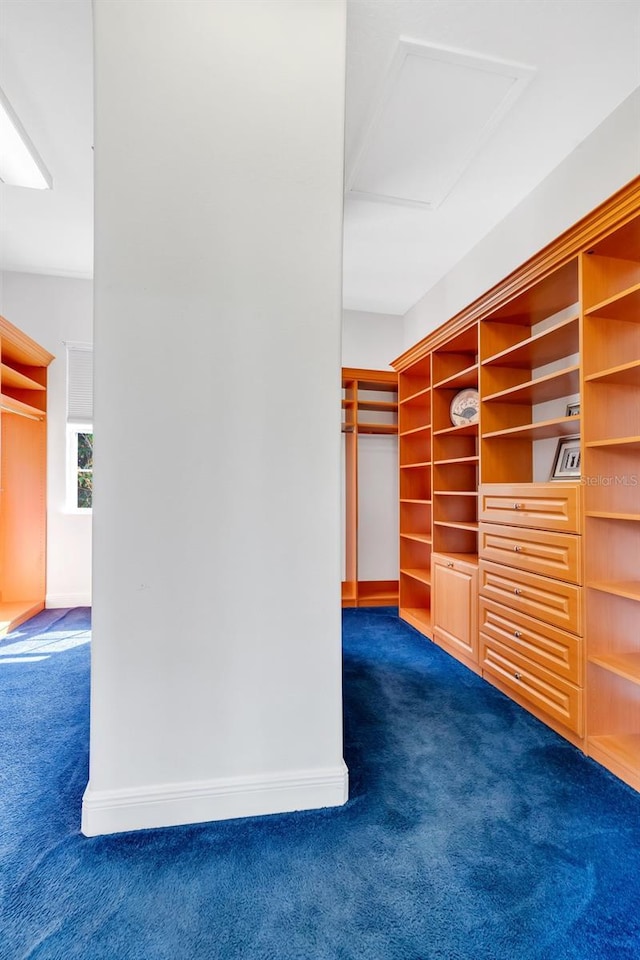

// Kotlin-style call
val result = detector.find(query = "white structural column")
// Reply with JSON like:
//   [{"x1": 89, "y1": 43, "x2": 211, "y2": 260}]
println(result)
[{"x1": 83, "y1": 0, "x2": 348, "y2": 836}]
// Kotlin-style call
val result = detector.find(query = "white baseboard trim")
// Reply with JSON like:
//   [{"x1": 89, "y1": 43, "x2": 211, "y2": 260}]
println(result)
[
  {"x1": 46, "y1": 594, "x2": 92, "y2": 609},
  {"x1": 81, "y1": 761, "x2": 349, "y2": 837}
]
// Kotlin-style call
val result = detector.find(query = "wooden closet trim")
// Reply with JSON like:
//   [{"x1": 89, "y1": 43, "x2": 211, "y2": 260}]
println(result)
[{"x1": 392, "y1": 175, "x2": 640, "y2": 371}]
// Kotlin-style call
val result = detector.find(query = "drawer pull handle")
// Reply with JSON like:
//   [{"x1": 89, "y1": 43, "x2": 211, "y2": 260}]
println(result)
[
  {"x1": 514, "y1": 546, "x2": 522, "y2": 552},
  {"x1": 447, "y1": 562, "x2": 454, "y2": 568},
  {"x1": 514, "y1": 588, "x2": 522, "y2": 595},
  {"x1": 514, "y1": 502, "x2": 523, "y2": 510},
  {"x1": 514, "y1": 672, "x2": 521, "y2": 681},
  {"x1": 514, "y1": 631, "x2": 522, "y2": 638}
]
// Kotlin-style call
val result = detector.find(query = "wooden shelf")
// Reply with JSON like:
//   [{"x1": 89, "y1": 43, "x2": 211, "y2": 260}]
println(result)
[
  {"x1": 400, "y1": 461, "x2": 431, "y2": 470},
  {"x1": 357, "y1": 400, "x2": 398, "y2": 413},
  {"x1": 587, "y1": 580, "x2": 640, "y2": 602},
  {"x1": 357, "y1": 422, "x2": 398, "y2": 435},
  {"x1": 482, "y1": 314, "x2": 579, "y2": 369},
  {"x1": 589, "y1": 652, "x2": 640, "y2": 686},
  {"x1": 400, "y1": 532, "x2": 432, "y2": 544},
  {"x1": 399, "y1": 424, "x2": 431, "y2": 437},
  {"x1": 357, "y1": 581, "x2": 399, "y2": 604},
  {"x1": 401, "y1": 568, "x2": 431, "y2": 586},
  {"x1": 0, "y1": 363, "x2": 46, "y2": 392},
  {"x1": 585, "y1": 282, "x2": 640, "y2": 320},
  {"x1": 584, "y1": 359, "x2": 640, "y2": 387},
  {"x1": 433, "y1": 363, "x2": 478, "y2": 390},
  {"x1": 400, "y1": 386, "x2": 431, "y2": 405},
  {"x1": 585, "y1": 511, "x2": 640, "y2": 522},
  {"x1": 585, "y1": 436, "x2": 640, "y2": 450},
  {"x1": 400, "y1": 498, "x2": 432, "y2": 505},
  {"x1": 433, "y1": 455, "x2": 479, "y2": 466},
  {"x1": 482, "y1": 415, "x2": 580, "y2": 441},
  {"x1": 482, "y1": 365, "x2": 580, "y2": 405},
  {"x1": 588, "y1": 734, "x2": 640, "y2": 781},
  {"x1": 433, "y1": 422, "x2": 478, "y2": 438},
  {"x1": 400, "y1": 607, "x2": 432, "y2": 634},
  {"x1": 433, "y1": 520, "x2": 479, "y2": 532},
  {"x1": 438, "y1": 552, "x2": 478, "y2": 565},
  {"x1": 0, "y1": 393, "x2": 46, "y2": 421},
  {"x1": 433, "y1": 490, "x2": 478, "y2": 497}
]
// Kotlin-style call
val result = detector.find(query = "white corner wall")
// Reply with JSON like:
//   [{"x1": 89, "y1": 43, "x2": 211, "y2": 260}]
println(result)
[
  {"x1": 342, "y1": 309, "x2": 404, "y2": 370},
  {"x1": 404, "y1": 87, "x2": 640, "y2": 346},
  {"x1": 0, "y1": 271, "x2": 93, "y2": 607},
  {"x1": 83, "y1": 0, "x2": 348, "y2": 836}
]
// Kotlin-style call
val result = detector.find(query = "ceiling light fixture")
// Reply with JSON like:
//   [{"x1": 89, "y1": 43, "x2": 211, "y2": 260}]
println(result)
[{"x1": 0, "y1": 85, "x2": 52, "y2": 190}]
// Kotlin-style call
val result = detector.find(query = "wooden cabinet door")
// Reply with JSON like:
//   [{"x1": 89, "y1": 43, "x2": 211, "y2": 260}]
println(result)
[{"x1": 431, "y1": 554, "x2": 478, "y2": 668}]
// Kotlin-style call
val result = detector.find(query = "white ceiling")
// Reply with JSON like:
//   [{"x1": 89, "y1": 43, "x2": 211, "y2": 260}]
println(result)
[{"x1": 1, "y1": 0, "x2": 639, "y2": 316}]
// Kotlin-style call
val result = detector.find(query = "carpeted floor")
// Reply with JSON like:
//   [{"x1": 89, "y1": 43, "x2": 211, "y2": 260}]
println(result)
[{"x1": 1, "y1": 605, "x2": 640, "y2": 959}]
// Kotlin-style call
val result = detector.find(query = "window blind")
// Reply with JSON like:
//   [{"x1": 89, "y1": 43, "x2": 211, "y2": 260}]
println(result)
[{"x1": 66, "y1": 343, "x2": 93, "y2": 423}]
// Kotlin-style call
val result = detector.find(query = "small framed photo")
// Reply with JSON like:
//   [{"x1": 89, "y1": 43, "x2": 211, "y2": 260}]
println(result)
[
  {"x1": 551, "y1": 436, "x2": 581, "y2": 480},
  {"x1": 566, "y1": 402, "x2": 580, "y2": 417}
]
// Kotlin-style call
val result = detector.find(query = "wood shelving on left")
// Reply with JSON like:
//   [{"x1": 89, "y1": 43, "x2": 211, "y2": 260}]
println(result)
[{"x1": 0, "y1": 316, "x2": 54, "y2": 636}]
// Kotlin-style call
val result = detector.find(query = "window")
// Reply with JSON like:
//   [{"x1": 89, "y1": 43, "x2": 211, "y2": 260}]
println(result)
[
  {"x1": 66, "y1": 343, "x2": 93, "y2": 512},
  {"x1": 68, "y1": 424, "x2": 93, "y2": 511}
]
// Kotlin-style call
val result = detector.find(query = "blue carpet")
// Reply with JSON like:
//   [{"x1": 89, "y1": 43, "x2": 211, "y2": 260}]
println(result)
[{"x1": 1, "y1": 606, "x2": 640, "y2": 959}]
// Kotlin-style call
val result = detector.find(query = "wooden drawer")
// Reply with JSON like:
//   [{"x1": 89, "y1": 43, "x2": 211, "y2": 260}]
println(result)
[
  {"x1": 479, "y1": 597, "x2": 582, "y2": 685},
  {"x1": 479, "y1": 560, "x2": 582, "y2": 635},
  {"x1": 478, "y1": 483, "x2": 581, "y2": 532},
  {"x1": 479, "y1": 522, "x2": 582, "y2": 584},
  {"x1": 481, "y1": 634, "x2": 583, "y2": 735}
]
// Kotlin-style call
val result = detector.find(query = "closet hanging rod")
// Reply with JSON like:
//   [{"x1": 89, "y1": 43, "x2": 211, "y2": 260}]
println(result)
[{"x1": 0, "y1": 402, "x2": 44, "y2": 422}]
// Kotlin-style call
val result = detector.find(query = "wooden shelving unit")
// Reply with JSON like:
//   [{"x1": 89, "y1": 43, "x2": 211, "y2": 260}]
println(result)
[
  {"x1": 581, "y1": 209, "x2": 640, "y2": 792},
  {"x1": 390, "y1": 177, "x2": 640, "y2": 796},
  {"x1": 431, "y1": 324, "x2": 479, "y2": 562},
  {"x1": 398, "y1": 356, "x2": 432, "y2": 630},
  {"x1": 0, "y1": 316, "x2": 54, "y2": 636},
  {"x1": 342, "y1": 368, "x2": 398, "y2": 607},
  {"x1": 476, "y1": 260, "x2": 586, "y2": 744},
  {"x1": 479, "y1": 260, "x2": 580, "y2": 484}
]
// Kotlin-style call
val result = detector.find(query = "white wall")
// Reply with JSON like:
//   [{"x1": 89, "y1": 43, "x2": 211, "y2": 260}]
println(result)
[
  {"x1": 0, "y1": 270, "x2": 92, "y2": 607},
  {"x1": 342, "y1": 309, "x2": 404, "y2": 370},
  {"x1": 83, "y1": 0, "x2": 348, "y2": 836},
  {"x1": 341, "y1": 310, "x2": 403, "y2": 586},
  {"x1": 404, "y1": 87, "x2": 640, "y2": 346}
]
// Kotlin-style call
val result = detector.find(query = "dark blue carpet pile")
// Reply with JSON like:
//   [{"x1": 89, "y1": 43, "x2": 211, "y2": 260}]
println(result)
[{"x1": 1, "y1": 605, "x2": 640, "y2": 959}]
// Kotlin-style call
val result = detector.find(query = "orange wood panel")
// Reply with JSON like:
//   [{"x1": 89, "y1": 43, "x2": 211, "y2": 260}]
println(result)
[{"x1": 431, "y1": 553, "x2": 478, "y2": 664}]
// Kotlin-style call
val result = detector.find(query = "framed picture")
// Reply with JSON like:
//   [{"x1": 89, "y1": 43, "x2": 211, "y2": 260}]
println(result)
[
  {"x1": 551, "y1": 436, "x2": 581, "y2": 479},
  {"x1": 566, "y1": 402, "x2": 580, "y2": 417}
]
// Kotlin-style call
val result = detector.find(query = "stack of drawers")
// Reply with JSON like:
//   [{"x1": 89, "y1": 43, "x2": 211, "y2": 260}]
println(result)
[{"x1": 478, "y1": 483, "x2": 584, "y2": 742}]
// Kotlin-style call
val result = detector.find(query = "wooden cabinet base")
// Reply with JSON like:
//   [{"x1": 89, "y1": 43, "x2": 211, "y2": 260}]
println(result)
[
  {"x1": 483, "y1": 670, "x2": 585, "y2": 751},
  {"x1": 342, "y1": 580, "x2": 399, "y2": 608},
  {"x1": 0, "y1": 600, "x2": 45, "y2": 638},
  {"x1": 587, "y1": 735, "x2": 640, "y2": 793},
  {"x1": 399, "y1": 607, "x2": 432, "y2": 635}
]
